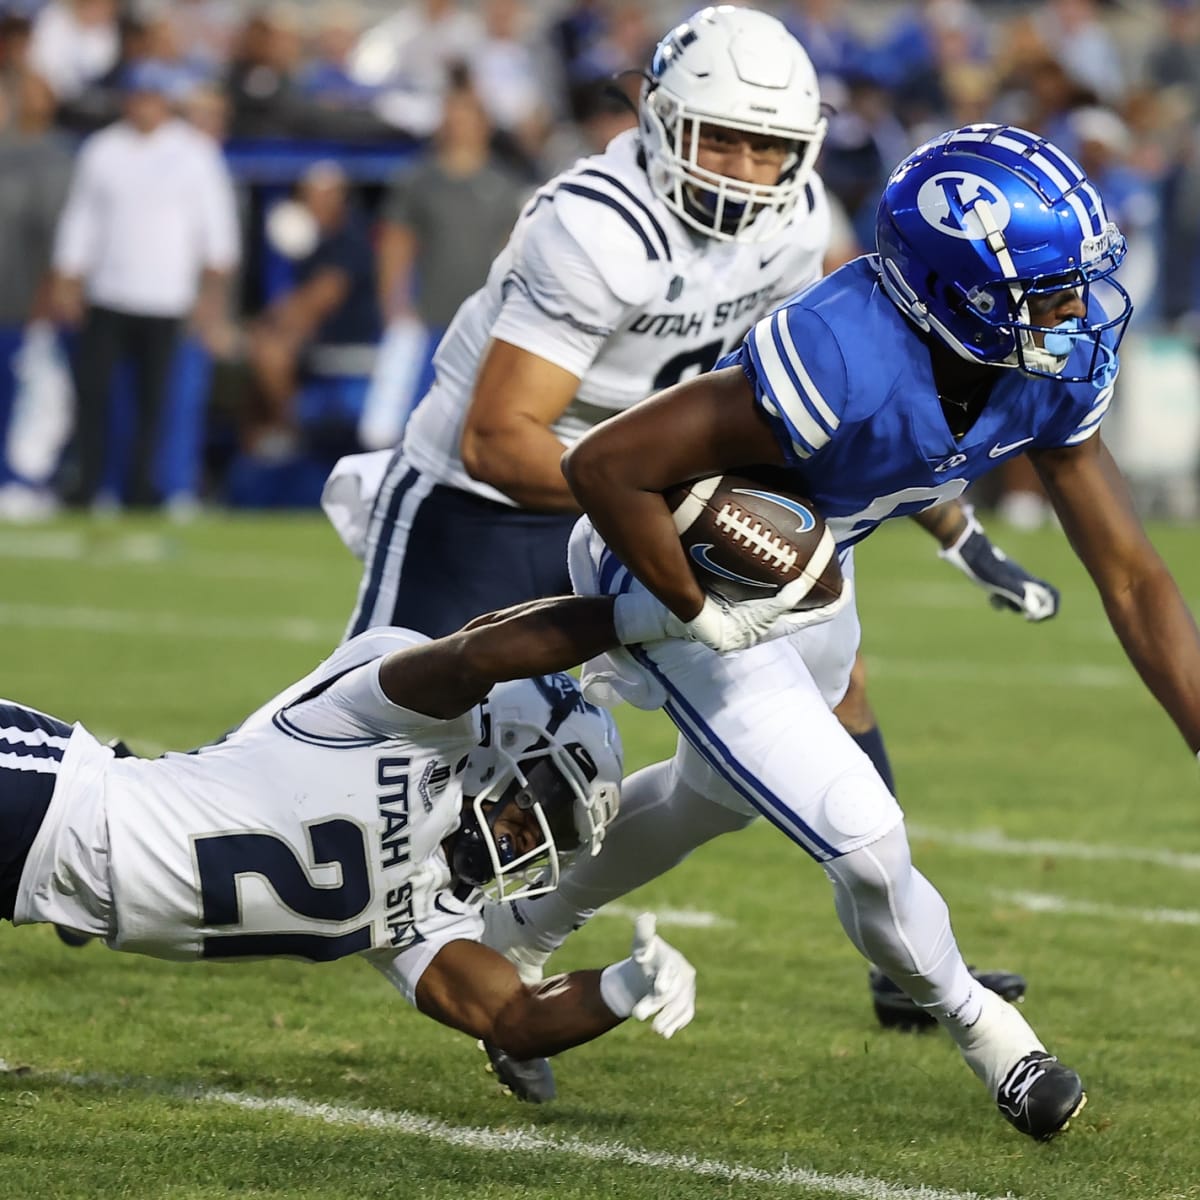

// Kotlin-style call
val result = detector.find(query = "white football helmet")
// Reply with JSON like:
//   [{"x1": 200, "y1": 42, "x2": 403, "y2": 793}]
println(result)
[
  {"x1": 454, "y1": 674, "x2": 623, "y2": 902},
  {"x1": 640, "y1": 5, "x2": 826, "y2": 243}
]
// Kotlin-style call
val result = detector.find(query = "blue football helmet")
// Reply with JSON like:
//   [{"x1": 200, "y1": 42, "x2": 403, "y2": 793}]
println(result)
[{"x1": 875, "y1": 124, "x2": 1132, "y2": 383}]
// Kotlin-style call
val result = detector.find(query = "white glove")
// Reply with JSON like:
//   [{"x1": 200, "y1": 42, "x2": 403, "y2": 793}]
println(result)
[
  {"x1": 682, "y1": 575, "x2": 854, "y2": 654},
  {"x1": 599, "y1": 913, "x2": 696, "y2": 1038}
]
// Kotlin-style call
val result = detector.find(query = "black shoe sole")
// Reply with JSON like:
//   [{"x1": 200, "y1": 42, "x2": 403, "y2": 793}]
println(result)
[{"x1": 54, "y1": 926, "x2": 94, "y2": 948}]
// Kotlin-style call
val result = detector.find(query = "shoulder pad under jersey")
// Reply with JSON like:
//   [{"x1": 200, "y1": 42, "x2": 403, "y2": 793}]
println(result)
[{"x1": 546, "y1": 164, "x2": 674, "y2": 308}]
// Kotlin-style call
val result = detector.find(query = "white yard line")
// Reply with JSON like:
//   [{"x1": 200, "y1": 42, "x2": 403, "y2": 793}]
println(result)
[
  {"x1": 0, "y1": 602, "x2": 339, "y2": 645},
  {"x1": 0, "y1": 529, "x2": 334, "y2": 580},
  {"x1": 594, "y1": 903, "x2": 732, "y2": 929},
  {"x1": 994, "y1": 890, "x2": 1200, "y2": 927},
  {"x1": 867, "y1": 656, "x2": 1132, "y2": 689},
  {"x1": 908, "y1": 824, "x2": 1200, "y2": 873},
  {"x1": 0, "y1": 1062, "x2": 1012, "y2": 1200}
]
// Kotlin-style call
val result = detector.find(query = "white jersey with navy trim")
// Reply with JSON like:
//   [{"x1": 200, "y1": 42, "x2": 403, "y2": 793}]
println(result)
[
  {"x1": 401, "y1": 129, "x2": 831, "y2": 507},
  {"x1": 729, "y1": 255, "x2": 1121, "y2": 549},
  {"x1": 14, "y1": 630, "x2": 486, "y2": 1003}
]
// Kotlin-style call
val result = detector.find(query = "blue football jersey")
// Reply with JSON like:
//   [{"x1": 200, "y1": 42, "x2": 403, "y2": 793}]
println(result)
[{"x1": 724, "y1": 256, "x2": 1119, "y2": 548}]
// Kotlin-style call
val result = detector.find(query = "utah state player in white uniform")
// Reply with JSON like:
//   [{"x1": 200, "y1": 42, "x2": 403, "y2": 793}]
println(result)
[
  {"x1": 490, "y1": 125, "x2": 1200, "y2": 1140},
  {"x1": 338, "y1": 5, "x2": 830, "y2": 641},
  {"x1": 2, "y1": 593, "x2": 703, "y2": 1060}
]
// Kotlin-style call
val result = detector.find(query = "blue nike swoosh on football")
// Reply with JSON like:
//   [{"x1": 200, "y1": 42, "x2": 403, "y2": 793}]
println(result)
[
  {"x1": 989, "y1": 437, "x2": 1035, "y2": 458},
  {"x1": 729, "y1": 488, "x2": 816, "y2": 532},
  {"x1": 689, "y1": 544, "x2": 775, "y2": 588}
]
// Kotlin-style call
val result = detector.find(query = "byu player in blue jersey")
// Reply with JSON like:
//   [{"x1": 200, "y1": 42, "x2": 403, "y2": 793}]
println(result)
[
  {"x1": 483, "y1": 125, "x2": 1200, "y2": 1141},
  {"x1": 325, "y1": 5, "x2": 1054, "y2": 1044}
]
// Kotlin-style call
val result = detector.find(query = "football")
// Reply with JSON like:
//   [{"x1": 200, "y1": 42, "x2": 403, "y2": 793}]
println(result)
[{"x1": 662, "y1": 472, "x2": 842, "y2": 608}]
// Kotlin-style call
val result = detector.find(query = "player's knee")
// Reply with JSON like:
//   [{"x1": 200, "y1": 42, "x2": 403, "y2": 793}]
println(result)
[{"x1": 818, "y1": 771, "x2": 907, "y2": 892}]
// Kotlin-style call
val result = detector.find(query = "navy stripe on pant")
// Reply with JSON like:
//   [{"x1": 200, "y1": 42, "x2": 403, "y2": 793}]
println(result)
[{"x1": 0, "y1": 701, "x2": 71, "y2": 921}]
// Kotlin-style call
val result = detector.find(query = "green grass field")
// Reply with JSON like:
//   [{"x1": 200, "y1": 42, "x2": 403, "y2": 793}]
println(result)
[{"x1": 2, "y1": 514, "x2": 1199, "y2": 1200}]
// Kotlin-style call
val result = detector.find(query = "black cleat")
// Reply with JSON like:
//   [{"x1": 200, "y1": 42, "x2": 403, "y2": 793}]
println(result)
[
  {"x1": 54, "y1": 925, "x2": 94, "y2": 948},
  {"x1": 870, "y1": 965, "x2": 1027, "y2": 1031},
  {"x1": 995, "y1": 1051, "x2": 1086, "y2": 1141},
  {"x1": 481, "y1": 1040, "x2": 556, "y2": 1103}
]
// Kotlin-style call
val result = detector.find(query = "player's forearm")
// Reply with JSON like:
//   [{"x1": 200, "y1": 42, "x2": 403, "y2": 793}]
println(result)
[
  {"x1": 460, "y1": 595, "x2": 625, "y2": 682},
  {"x1": 911, "y1": 498, "x2": 969, "y2": 548},
  {"x1": 1103, "y1": 569, "x2": 1200, "y2": 753},
  {"x1": 490, "y1": 970, "x2": 624, "y2": 1059},
  {"x1": 460, "y1": 420, "x2": 579, "y2": 511},
  {"x1": 563, "y1": 444, "x2": 706, "y2": 620}
]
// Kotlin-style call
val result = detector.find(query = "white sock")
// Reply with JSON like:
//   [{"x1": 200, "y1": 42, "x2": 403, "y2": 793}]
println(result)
[{"x1": 823, "y1": 823, "x2": 981, "y2": 1030}]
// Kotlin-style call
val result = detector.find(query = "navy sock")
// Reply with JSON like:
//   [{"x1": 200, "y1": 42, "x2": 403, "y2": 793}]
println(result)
[{"x1": 850, "y1": 725, "x2": 896, "y2": 796}]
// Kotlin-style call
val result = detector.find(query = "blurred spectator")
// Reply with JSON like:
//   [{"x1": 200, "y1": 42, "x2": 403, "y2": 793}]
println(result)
[
  {"x1": 0, "y1": 70, "x2": 70, "y2": 329},
  {"x1": 164, "y1": 0, "x2": 239, "y2": 78},
  {"x1": 361, "y1": 71, "x2": 526, "y2": 449},
  {"x1": 540, "y1": 75, "x2": 636, "y2": 174},
  {"x1": 869, "y1": 0, "x2": 990, "y2": 128},
  {"x1": 1144, "y1": 0, "x2": 1200, "y2": 118},
  {"x1": 781, "y1": 0, "x2": 870, "y2": 89},
  {"x1": 27, "y1": 0, "x2": 117, "y2": 102},
  {"x1": 0, "y1": 8, "x2": 34, "y2": 80},
  {"x1": 0, "y1": 67, "x2": 73, "y2": 517},
  {"x1": 818, "y1": 73, "x2": 911, "y2": 252},
  {"x1": 1033, "y1": 0, "x2": 1124, "y2": 105},
  {"x1": 1158, "y1": 124, "x2": 1200, "y2": 329},
  {"x1": 225, "y1": 3, "x2": 306, "y2": 138},
  {"x1": 544, "y1": 0, "x2": 653, "y2": 125},
  {"x1": 994, "y1": 46, "x2": 1095, "y2": 148},
  {"x1": 50, "y1": 60, "x2": 239, "y2": 509},
  {"x1": 1066, "y1": 106, "x2": 1160, "y2": 315},
  {"x1": 244, "y1": 161, "x2": 379, "y2": 459},
  {"x1": 298, "y1": 2, "x2": 374, "y2": 106},
  {"x1": 350, "y1": 0, "x2": 483, "y2": 137},
  {"x1": 470, "y1": 0, "x2": 550, "y2": 173}
]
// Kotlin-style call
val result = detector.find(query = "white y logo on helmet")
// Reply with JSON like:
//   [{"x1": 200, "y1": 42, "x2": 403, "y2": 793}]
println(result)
[{"x1": 917, "y1": 172, "x2": 1012, "y2": 241}]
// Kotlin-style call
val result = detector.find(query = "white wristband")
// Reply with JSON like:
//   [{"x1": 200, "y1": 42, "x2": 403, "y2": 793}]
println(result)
[{"x1": 599, "y1": 956, "x2": 650, "y2": 1018}]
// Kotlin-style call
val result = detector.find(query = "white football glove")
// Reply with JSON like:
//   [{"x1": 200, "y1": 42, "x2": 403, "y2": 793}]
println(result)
[
  {"x1": 938, "y1": 511, "x2": 1059, "y2": 622},
  {"x1": 681, "y1": 575, "x2": 854, "y2": 654},
  {"x1": 599, "y1": 913, "x2": 696, "y2": 1038}
]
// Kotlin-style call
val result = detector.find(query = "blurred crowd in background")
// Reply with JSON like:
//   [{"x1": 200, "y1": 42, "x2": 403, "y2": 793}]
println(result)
[{"x1": 0, "y1": 0, "x2": 1197, "y2": 526}]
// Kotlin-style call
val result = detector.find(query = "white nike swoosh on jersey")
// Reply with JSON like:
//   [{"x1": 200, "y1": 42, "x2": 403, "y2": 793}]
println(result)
[{"x1": 989, "y1": 437, "x2": 1035, "y2": 458}]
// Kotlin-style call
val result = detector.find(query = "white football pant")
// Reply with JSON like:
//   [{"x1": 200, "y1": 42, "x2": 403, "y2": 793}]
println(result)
[{"x1": 488, "y1": 517, "x2": 1044, "y2": 1053}]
